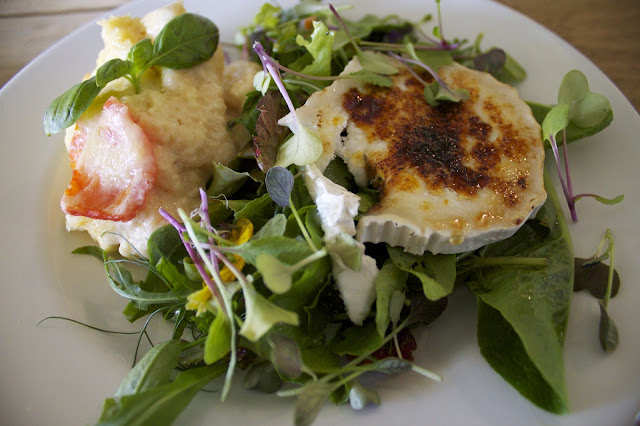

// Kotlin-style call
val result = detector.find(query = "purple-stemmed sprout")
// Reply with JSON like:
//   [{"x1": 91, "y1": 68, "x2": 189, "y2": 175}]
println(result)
[
  {"x1": 542, "y1": 105, "x2": 623, "y2": 222},
  {"x1": 389, "y1": 51, "x2": 468, "y2": 104},
  {"x1": 547, "y1": 127, "x2": 579, "y2": 222},
  {"x1": 412, "y1": 0, "x2": 459, "y2": 51},
  {"x1": 253, "y1": 42, "x2": 298, "y2": 125},
  {"x1": 158, "y1": 207, "x2": 226, "y2": 311},
  {"x1": 198, "y1": 188, "x2": 220, "y2": 276}
]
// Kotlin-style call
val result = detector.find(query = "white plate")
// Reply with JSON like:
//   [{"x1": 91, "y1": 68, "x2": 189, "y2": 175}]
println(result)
[{"x1": 1, "y1": 0, "x2": 639, "y2": 425}]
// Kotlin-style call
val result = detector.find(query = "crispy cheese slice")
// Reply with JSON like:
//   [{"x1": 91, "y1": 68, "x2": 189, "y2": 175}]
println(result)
[{"x1": 280, "y1": 59, "x2": 546, "y2": 254}]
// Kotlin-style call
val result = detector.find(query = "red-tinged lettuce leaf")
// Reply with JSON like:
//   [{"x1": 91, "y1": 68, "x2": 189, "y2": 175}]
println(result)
[
  {"x1": 470, "y1": 173, "x2": 573, "y2": 414},
  {"x1": 574, "y1": 258, "x2": 620, "y2": 299},
  {"x1": 253, "y1": 92, "x2": 290, "y2": 172}
]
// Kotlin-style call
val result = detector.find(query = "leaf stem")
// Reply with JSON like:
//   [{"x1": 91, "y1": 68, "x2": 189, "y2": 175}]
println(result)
[
  {"x1": 289, "y1": 194, "x2": 318, "y2": 252},
  {"x1": 472, "y1": 256, "x2": 548, "y2": 268}
]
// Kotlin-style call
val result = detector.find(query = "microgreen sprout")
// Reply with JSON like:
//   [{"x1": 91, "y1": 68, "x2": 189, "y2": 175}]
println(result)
[
  {"x1": 252, "y1": 42, "x2": 324, "y2": 167},
  {"x1": 389, "y1": 49, "x2": 469, "y2": 106},
  {"x1": 584, "y1": 229, "x2": 619, "y2": 352},
  {"x1": 542, "y1": 102, "x2": 623, "y2": 222}
]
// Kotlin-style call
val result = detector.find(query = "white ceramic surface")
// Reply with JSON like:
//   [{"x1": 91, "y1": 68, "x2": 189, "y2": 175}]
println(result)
[{"x1": 1, "y1": 1, "x2": 639, "y2": 425}]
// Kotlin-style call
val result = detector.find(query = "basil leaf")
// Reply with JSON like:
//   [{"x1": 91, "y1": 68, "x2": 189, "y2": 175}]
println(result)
[
  {"x1": 43, "y1": 76, "x2": 102, "y2": 135},
  {"x1": 95, "y1": 58, "x2": 133, "y2": 87},
  {"x1": 128, "y1": 38, "x2": 153, "y2": 72},
  {"x1": 150, "y1": 13, "x2": 219, "y2": 69}
]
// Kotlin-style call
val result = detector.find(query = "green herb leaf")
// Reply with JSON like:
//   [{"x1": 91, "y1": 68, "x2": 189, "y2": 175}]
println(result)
[
  {"x1": 424, "y1": 80, "x2": 469, "y2": 106},
  {"x1": 240, "y1": 281, "x2": 299, "y2": 342},
  {"x1": 147, "y1": 224, "x2": 187, "y2": 267},
  {"x1": 128, "y1": 38, "x2": 153, "y2": 72},
  {"x1": 541, "y1": 103, "x2": 570, "y2": 142},
  {"x1": 528, "y1": 101, "x2": 613, "y2": 146},
  {"x1": 325, "y1": 233, "x2": 362, "y2": 271},
  {"x1": 574, "y1": 258, "x2": 620, "y2": 299},
  {"x1": 294, "y1": 382, "x2": 333, "y2": 426},
  {"x1": 253, "y1": 213, "x2": 287, "y2": 240},
  {"x1": 265, "y1": 166, "x2": 295, "y2": 207},
  {"x1": 573, "y1": 194, "x2": 624, "y2": 205},
  {"x1": 558, "y1": 70, "x2": 612, "y2": 128},
  {"x1": 149, "y1": 13, "x2": 219, "y2": 69},
  {"x1": 98, "y1": 363, "x2": 226, "y2": 425},
  {"x1": 208, "y1": 162, "x2": 252, "y2": 197},
  {"x1": 471, "y1": 174, "x2": 573, "y2": 414},
  {"x1": 275, "y1": 125, "x2": 324, "y2": 167},
  {"x1": 155, "y1": 257, "x2": 200, "y2": 296},
  {"x1": 492, "y1": 51, "x2": 527, "y2": 84},
  {"x1": 357, "y1": 50, "x2": 398, "y2": 75},
  {"x1": 256, "y1": 253, "x2": 295, "y2": 294},
  {"x1": 370, "y1": 357, "x2": 413, "y2": 374},
  {"x1": 204, "y1": 314, "x2": 231, "y2": 364},
  {"x1": 598, "y1": 302, "x2": 619, "y2": 353},
  {"x1": 346, "y1": 69, "x2": 393, "y2": 87},
  {"x1": 115, "y1": 339, "x2": 182, "y2": 397},
  {"x1": 244, "y1": 361, "x2": 283, "y2": 393},
  {"x1": 415, "y1": 49, "x2": 453, "y2": 70},
  {"x1": 375, "y1": 262, "x2": 408, "y2": 336},
  {"x1": 269, "y1": 334, "x2": 304, "y2": 379},
  {"x1": 253, "y1": 3, "x2": 281, "y2": 29},
  {"x1": 333, "y1": 322, "x2": 383, "y2": 356},
  {"x1": 95, "y1": 58, "x2": 133, "y2": 87},
  {"x1": 72, "y1": 245, "x2": 105, "y2": 260},
  {"x1": 296, "y1": 21, "x2": 335, "y2": 77},
  {"x1": 388, "y1": 247, "x2": 455, "y2": 301},
  {"x1": 43, "y1": 76, "x2": 102, "y2": 135}
]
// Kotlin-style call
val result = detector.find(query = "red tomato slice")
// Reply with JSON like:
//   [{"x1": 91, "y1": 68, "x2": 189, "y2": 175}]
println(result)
[{"x1": 62, "y1": 97, "x2": 156, "y2": 222}]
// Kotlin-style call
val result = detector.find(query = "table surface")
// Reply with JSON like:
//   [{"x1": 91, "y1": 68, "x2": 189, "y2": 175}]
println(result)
[{"x1": 1, "y1": 0, "x2": 639, "y2": 112}]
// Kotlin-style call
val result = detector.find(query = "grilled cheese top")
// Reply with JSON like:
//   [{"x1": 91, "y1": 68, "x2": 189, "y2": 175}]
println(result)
[{"x1": 280, "y1": 58, "x2": 546, "y2": 254}]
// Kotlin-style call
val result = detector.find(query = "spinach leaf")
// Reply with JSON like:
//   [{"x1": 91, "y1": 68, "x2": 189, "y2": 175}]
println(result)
[{"x1": 470, "y1": 173, "x2": 573, "y2": 414}]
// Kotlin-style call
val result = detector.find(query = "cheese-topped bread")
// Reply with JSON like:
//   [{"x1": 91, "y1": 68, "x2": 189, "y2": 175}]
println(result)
[{"x1": 280, "y1": 58, "x2": 546, "y2": 254}]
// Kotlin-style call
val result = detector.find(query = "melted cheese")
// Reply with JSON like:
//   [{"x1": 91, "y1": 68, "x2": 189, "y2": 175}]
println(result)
[
  {"x1": 281, "y1": 58, "x2": 546, "y2": 254},
  {"x1": 64, "y1": 3, "x2": 254, "y2": 258}
]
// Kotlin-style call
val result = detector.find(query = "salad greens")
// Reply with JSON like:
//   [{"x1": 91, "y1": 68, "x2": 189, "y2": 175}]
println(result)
[{"x1": 49, "y1": 1, "x2": 625, "y2": 425}]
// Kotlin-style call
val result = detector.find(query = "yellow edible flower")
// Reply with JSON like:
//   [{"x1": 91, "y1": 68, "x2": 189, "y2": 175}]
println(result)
[{"x1": 185, "y1": 218, "x2": 254, "y2": 315}]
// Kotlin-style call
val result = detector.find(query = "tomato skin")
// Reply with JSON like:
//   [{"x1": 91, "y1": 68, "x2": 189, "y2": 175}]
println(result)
[{"x1": 62, "y1": 97, "x2": 157, "y2": 222}]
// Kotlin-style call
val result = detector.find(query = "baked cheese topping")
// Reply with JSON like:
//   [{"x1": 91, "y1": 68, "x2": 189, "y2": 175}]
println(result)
[
  {"x1": 63, "y1": 3, "x2": 257, "y2": 258},
  {"x1": 281, "y1": 59, "x2": 546, "y2": 254}
]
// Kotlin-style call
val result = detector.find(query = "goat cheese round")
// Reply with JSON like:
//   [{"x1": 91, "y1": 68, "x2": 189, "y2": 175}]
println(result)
[{"x1": 281, "y1": 58, "x2": 547, "y2": 254}]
